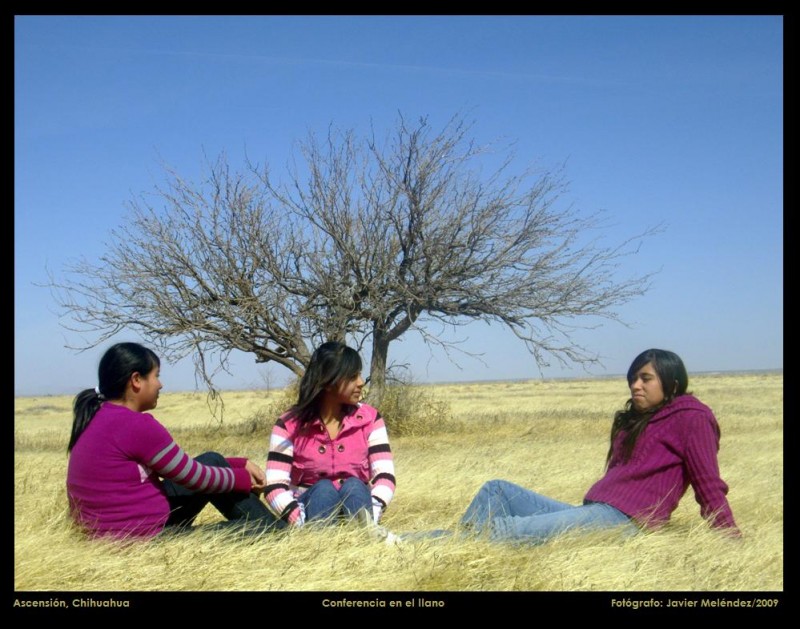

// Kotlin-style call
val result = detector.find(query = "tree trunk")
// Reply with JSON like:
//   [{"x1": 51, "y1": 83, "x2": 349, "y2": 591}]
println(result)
[{"x1": 368, "y1": 326, "x2": 389, "y2": 409}]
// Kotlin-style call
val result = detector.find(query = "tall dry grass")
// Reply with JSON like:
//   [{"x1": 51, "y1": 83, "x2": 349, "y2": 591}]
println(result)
[{"x1": 14, "y1": 373, "x2": 782, "y2": 593}]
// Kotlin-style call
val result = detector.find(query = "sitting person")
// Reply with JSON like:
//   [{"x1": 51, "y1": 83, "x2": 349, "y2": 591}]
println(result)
[
  {"x1": 66, "y1": 342, "x2": 278, "y2": 538},
  {"x1": 422, "y1": 348, "x2": 740, "y2": 544},
  {"x1": 264, "y1": 341, "x2": 396, "y2": 535}
]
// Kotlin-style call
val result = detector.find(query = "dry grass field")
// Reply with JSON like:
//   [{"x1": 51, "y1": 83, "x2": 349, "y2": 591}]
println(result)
[{"x1": 14, "y1": 373, "x2": 783, "y2": 599}]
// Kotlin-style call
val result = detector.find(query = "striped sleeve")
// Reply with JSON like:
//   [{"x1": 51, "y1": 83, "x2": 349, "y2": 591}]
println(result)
[
  {"x1": 265, "y1": 419, "x2": 304, "y2": 526},
  {"x1": 147, "y1": 441, "x2": 251, "y2": 494},
  {"x1": 367, "y1": 414, "x2": 395, "y2": 509}
]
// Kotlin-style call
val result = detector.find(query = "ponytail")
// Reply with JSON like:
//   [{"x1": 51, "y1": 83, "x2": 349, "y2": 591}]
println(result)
[{"x1": 68, "y1": 389, "x2": 105, "y2": 452}]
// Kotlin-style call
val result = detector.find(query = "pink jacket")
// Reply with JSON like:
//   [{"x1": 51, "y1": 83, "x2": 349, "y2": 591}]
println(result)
[{"x1": 265, "y1": 403, "x2": 395, "y2": 525}]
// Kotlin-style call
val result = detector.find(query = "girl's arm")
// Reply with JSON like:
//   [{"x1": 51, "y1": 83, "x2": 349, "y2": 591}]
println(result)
[
  {"x1": 130, "y1": 415, "x2": 252, "y2": 494},
  {"x1": 367, "y1": 414, "x2": 396, "y2": 522},
  {"x1": 264, "y1": 419, "x2": 305, "y2": 526},
  {"x1": 147, "y1": 441, "x2": 252, "y2": 494},
  {"x1": 683, "y1": 411, "x2": 740, "y2": 533}
]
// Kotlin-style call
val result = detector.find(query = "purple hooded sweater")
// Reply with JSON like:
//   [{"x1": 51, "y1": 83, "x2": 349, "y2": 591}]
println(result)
[{"x1": 584, "y1": 394, "x2": 738, "y2": 531}]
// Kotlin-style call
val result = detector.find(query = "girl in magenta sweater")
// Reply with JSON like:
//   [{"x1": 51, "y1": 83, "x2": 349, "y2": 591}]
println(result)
[
  {"x1": 456, "y1": 349, "x2": 740, "y2": 543},
  {"x1": 66, "y1": 342, "x2": 278, "y2": 538}
]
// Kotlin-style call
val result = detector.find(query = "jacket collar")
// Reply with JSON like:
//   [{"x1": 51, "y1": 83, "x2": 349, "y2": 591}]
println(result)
[{"x1": 305, "y1": 403, "x2": 372, "y2": 429}]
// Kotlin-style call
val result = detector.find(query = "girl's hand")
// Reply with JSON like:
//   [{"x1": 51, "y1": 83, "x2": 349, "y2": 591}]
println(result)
[{"x1": 245, "y1": 459, "x2": 267, "y2": 493}]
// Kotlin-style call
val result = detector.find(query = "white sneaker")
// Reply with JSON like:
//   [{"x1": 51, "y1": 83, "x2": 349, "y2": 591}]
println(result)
[
  {"x1": 356, "y1": 510, "x2": 403, "y2": 546},
  {"x1": 371, "y1": 525, "x2": 404, "y2": 546},
  {"x1": 382, "y1": 529, "x2": 403, "y2": 546}
]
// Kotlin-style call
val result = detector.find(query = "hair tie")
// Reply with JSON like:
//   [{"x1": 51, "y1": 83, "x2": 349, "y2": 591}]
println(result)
[{"x1": 94, "y1": 386, "x2": 105, "y2": 400}]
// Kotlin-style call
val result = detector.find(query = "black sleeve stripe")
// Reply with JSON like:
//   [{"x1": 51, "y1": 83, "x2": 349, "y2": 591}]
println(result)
[
  {"x1": 280, "y1": 501, "x2": 299, "y2": 521},
  {"x1": 265, "y1": 483, "x2": 290, "y2": 494},
  {"x1": 368, "y1": 444, "x2": 392, "y2": 455},
  {"x1": 373, "y1": 472, "x2": 396, "y2": 484},
  {"x1": 267, "y1": 452, "x2": 293, "y2": 464},
  {"x1": 276, "y1": 418, "x2": 287, "y2": 429},
  {"x1": 372, "y1": 496, "x2": 387, "y2": 508}
]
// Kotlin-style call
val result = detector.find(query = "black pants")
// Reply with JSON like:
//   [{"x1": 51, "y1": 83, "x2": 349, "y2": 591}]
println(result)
[{"x1": 162, "y1": 451, "x2": 283, "y2": 534}]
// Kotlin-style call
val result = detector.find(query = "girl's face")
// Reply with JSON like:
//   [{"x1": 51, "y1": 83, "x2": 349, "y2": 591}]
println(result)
[
  {"x1": 133, "y1": 366, "x2": 163, "y2": 412},
  {"x1": 629, "y1": 362, "x2": 665, "y2": 412},
  {"x1": 331, "y1": 373, "x2": 365, "y2": 406}
]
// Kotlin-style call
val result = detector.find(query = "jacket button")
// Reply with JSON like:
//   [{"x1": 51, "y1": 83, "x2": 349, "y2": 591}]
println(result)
[
  {"x1": 337, "y1": 444, "x2": 345, "y2": 452},
  {"x1": 318, "y1": 445, "x2": 326, "y2": 454}
]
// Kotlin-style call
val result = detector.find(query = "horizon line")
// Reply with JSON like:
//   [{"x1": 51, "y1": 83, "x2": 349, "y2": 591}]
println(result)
[{"x1": 14, "y1": 367, "x2": 783, "y2": 399}]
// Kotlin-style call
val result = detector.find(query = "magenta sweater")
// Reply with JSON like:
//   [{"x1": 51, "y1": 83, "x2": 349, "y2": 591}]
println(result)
[
  {"x1": 66, "y1": 402, "x2": 252, "y2": 538},
  {"x1": 584, "y1": 395, "x2": 738, "y2": 531}
]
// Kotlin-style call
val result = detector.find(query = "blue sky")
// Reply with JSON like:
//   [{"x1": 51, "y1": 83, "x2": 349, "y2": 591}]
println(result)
[{"x1": 14, "y1": 15, "x2": 783, "y2": 396}]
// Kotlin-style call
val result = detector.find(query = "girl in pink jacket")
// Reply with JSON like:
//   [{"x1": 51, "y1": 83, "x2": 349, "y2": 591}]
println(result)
[{"x1": 265, "y1": 342, "x2": 396, "y2": 528}]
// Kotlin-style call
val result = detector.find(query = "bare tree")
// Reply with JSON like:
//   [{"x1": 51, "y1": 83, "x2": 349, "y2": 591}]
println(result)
[{"x1": 50, "y1": 114, "x2": 656, "y2": 408}]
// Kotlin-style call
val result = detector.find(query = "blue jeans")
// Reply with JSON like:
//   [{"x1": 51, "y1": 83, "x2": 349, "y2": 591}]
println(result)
[
  {"x1": 299, "y1": 477, "x2": 373, "y2": 523},
  {"x1": 162, "y1": 451, "x2": 282, "y2": 534},
  {"x1": 461, "y1": 479, "x2": 638, "y2": 544}
]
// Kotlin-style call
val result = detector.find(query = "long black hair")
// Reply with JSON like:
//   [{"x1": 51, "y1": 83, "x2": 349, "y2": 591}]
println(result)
[
  {"x1": 68, "y1": 342, "x2": 161, "y2": 452},
  {"x1": 288, "y1": 341, "x2": 362, "y2": 424},
  {"x1": 606, "y1": 348, "x2": 690, "y2": 464}
]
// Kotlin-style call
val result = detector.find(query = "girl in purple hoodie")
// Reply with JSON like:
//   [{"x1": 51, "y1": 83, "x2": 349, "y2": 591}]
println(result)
[{"x1": 455, "y1": 348, "x2": 740, "y2": 544}]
